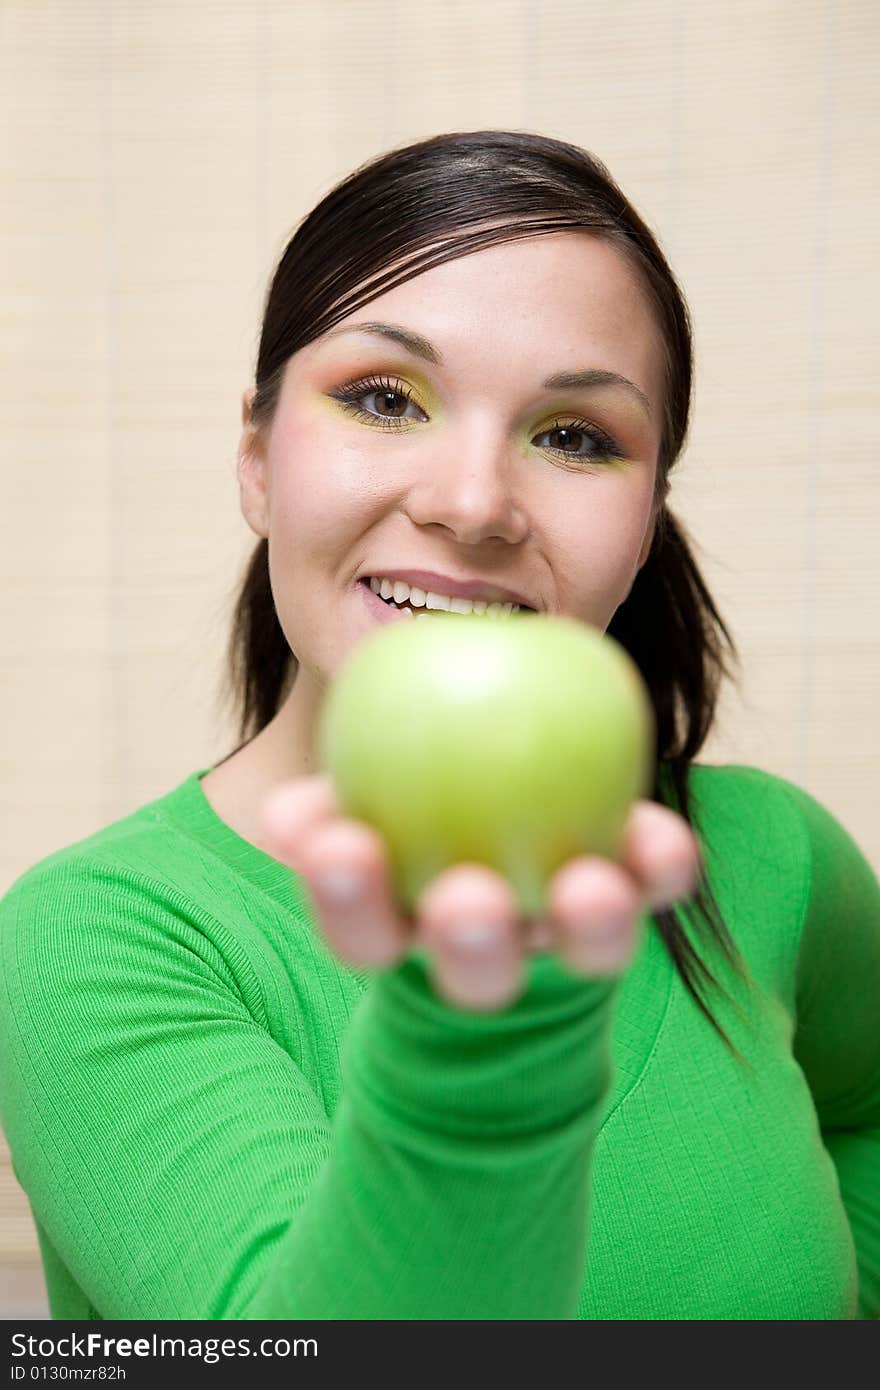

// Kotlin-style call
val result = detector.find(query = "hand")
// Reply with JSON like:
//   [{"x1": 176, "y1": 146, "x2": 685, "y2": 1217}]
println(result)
[{"x1": 259, "y1": 774, "x2": 703, "y2": 1013}]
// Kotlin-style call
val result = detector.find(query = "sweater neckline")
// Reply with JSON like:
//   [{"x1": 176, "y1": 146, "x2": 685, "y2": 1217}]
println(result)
[
  {"x1": 158, "y1": 767, "x2": 675, "y2": 1116},
  {"x1": 158, "y1": 766, "x2": 307, "y2": 914},
  {"x1": 161, "y1": 761, "x2": 684, "y2": 917}
]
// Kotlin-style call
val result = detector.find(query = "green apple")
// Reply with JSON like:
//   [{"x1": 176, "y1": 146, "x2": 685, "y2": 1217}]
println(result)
[{"x1": 316, "y1": 612, "x2": 654, "y2": 919}]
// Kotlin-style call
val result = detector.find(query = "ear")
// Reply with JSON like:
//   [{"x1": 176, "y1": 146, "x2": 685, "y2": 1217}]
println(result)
[{"x1": 237, "y1": 387, "x2": 269, "y2": 539}]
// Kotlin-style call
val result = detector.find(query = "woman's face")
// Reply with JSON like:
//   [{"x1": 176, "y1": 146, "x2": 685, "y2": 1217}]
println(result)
[{"x1": 238, "y1": 230, "x2": 666, "y2": 712}]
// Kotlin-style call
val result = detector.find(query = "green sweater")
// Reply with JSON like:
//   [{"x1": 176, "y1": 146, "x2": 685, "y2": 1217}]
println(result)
[{"x1": 0, "y1": 762, "x2": 877, "y2": 1320}]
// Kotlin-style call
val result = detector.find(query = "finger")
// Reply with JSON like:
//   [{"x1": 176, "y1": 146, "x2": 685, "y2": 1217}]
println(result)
[
  {"x1": 259, "y1": 774, "x2": 341, "y2": 869},
  {"x1": 414, "y1": 863, "x2": 525, "y2": 1013},
  {"x1": 620, "y1": 800, "x2": 703, "y2": 911},
  {"x1": 544, "y1": 856, "x2": 642, "y2": 977},
  {"x1": 294, "y1": 816, "x2": 411, "y2": 968}
]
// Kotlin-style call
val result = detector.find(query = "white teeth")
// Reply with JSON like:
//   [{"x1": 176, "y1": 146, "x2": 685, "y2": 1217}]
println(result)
[{"x1": 368, "y1": 575, "x2": 521, "y2": 616}]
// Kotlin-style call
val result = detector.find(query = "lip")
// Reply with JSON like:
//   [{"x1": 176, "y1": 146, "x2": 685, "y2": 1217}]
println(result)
[
  {"x1": 356, "y1": 568, "x2": 536, "y2": 609},
  {"x1": 358, "y1": 577, "x2": 416, "y2": 625}
]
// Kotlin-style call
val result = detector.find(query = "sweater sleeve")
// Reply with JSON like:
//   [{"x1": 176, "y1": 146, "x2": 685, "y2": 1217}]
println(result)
[
  {"x1": 0, "y1": 856, "x2": 618, "y2": 1321},
  {"x1": 783, "y1": 783, "x2": 880, "y2": 1320}
]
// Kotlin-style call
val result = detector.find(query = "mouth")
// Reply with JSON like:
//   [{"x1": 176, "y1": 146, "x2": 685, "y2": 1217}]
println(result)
[{"x1": 356, "y1": 577, "x2": 535, "y2": 623}]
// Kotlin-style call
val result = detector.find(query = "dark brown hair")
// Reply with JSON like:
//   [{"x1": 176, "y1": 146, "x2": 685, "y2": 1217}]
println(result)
[{"x1": 219, "y1": 130, "x2": 754, "y2": 1058}]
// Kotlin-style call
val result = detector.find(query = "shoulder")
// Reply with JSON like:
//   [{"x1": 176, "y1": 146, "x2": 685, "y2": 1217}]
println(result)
[
  {"x1": 5, "y1": 770, "x2": 178, "y2": 874},
  {"x1": 672, "y1": 762, "x2": 878, "y2": 983},
  {"x1": 0, "y1": 791, "x2": 269, "y2": 1046},
  {"x1": 680, "y1": 761, "x2": 871, "y2": 872},
  {"x1": 659, "y1": 763, "x2": 833, "y2": 973},
  {"x1": 681, "y1": 759, "x2": 815, "y2": 811},
  {"x1": 669, "y1": 760, "x2": 848, "y2": 850},
  {"x1": 0, "y1": 775, "x2": 228, "y2": 962},
  {"x1": 676, "y1": 760, "x2": 877, "y2": 909},
  {"x1": 0, "y1": 768, "x2": 231, "y2": 910}
]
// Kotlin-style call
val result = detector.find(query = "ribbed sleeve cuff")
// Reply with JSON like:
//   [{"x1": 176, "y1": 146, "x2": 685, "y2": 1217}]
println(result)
[{"x1": 342, "y1": 947, "x2": 618, "y2": 1161}]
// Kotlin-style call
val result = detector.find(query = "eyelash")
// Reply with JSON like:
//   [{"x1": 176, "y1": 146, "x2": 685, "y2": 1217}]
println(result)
[{"x1": 327, "y1": 373, "x2": 626, "y2": 464}]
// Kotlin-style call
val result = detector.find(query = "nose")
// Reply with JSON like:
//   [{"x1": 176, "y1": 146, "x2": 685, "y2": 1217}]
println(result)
[{"x1": 402, "y1": 418, "x2": 530, "y2": 547}]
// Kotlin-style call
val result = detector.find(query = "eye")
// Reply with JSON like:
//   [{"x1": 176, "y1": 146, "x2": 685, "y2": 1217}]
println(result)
[
  {"x1": 328, "y1": 376, "x2": 627, "y2": 465},
  {"x1": 534, "y1": 417, "x2": 626, "y2": 463},
  {"x1": 328, "y1": 374, "x2": 426, "y2": 429}
]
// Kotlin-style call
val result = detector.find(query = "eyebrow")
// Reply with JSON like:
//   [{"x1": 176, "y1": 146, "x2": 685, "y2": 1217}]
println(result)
[{"x1": 320, "y1": 319, "x2": 653, "y2": 420}]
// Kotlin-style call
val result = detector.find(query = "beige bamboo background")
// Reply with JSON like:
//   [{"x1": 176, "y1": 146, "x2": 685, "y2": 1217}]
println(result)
[{"x1": 1, "y1": 0, "x2": 878, "y2": 1319}]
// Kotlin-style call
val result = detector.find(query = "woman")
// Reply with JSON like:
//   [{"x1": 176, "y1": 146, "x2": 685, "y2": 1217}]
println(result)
[{"x1": 1, "y1": 131, "x2": 877, "y2": 1321}]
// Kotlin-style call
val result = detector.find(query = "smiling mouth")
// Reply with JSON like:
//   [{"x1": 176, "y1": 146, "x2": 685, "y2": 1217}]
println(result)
[{"x1": 358, "y1": 577, "x2": 534, "y2": 617}]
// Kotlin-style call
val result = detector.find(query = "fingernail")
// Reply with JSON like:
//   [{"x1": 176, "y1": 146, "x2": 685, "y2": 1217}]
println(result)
[
  {"x1": 312, "y1": 869, "x2": 365, "y2": 904},
  {"x1": 654, "y1": 869, "x2": 696, "y2": 905},
  {"x1": 591, "y1": 916, "x2": 632, "y2": 945},
  {"x1": 452, "y1": 921, "x2": 502, "y2": 953}
]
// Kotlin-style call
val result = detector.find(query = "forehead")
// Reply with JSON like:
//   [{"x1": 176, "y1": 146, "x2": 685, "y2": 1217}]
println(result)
[{"x1": 299, "y1": 231, "x2": 665, "y2": 402}]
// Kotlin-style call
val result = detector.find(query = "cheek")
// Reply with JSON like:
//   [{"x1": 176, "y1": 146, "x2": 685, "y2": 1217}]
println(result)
[
  {"x1": 543, "y1": 478, "x2": 654, "y2": 611},
  {"x1": 268, "y1": 410, "x2": 385, "y2": 533}
]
